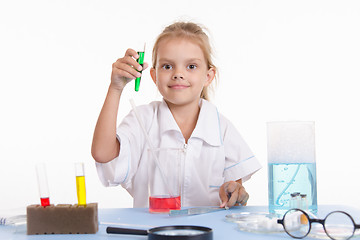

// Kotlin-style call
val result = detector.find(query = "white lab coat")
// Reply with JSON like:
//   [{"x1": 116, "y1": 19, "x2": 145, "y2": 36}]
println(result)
[{"x1": 96, "y1": 99, "x2": 261, "y2": 207}]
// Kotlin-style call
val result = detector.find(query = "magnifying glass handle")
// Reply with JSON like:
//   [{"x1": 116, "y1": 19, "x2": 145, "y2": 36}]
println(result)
[{"x1": 106, "y1": 227, "x2": 148, "y2": 235}]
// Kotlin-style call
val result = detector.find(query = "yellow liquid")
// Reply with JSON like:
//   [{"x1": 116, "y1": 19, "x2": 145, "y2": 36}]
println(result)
[{"x1": 76, "y1": 176, "x2": 86, "y2": 205}]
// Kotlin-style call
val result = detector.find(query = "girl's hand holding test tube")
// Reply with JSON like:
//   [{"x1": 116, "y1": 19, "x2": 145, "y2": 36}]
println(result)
[
  {"x1": 110, "y1": 48, "x2": 149, "y2": 91},
  {"x1": 91, "y1": 47, "x2": 148, "y2": 163}
]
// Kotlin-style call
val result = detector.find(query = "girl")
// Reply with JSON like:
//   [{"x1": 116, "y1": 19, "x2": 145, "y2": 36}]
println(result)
[{"x1": 91, "y1": 21, "x2": 261, "y2": 208}]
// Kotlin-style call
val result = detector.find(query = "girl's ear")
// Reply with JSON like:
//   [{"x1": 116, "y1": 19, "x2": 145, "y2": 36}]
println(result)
[
  {"x1": 150, "y1": 68, "x2": 157, "y2": 85},
  {"x1": 204, "y1": 67, "x2": 216, "y2": 87}
]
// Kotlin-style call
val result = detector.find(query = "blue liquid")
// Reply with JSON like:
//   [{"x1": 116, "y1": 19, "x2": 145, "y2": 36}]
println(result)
[{"x1": 268, "y1": 162, "x2": 318, "y2": 214}]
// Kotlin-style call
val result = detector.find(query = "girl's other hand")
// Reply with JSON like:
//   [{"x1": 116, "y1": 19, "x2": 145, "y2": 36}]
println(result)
[
  {"x1": 110, "y1": 48, "x2": 148, "y2": 91},
  {"x1": 219, "y1": 180, "x2": 249, "y2": 208}
]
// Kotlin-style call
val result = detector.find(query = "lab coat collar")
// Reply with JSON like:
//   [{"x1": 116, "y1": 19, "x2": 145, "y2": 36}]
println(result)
[
  {"x1": 159, "y1": 99, "x2": 223, "y2": 146},
  {"x1": 158, "y1": 100, "x2": 182, "y2": 134}
]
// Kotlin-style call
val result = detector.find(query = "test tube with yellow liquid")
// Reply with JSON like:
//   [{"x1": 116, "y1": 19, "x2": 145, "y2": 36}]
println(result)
[{"x1": 75, "y1": 162, "x2": 86, "y2": 205}]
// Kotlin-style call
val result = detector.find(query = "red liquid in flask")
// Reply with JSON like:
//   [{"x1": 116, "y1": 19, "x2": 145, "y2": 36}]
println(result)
[
  {"x1": 149, "y1": 195, "x2": 181, "y2": 213},
  {"x1": 40, "y1": 197, "x2": 50, "y2": 207}
]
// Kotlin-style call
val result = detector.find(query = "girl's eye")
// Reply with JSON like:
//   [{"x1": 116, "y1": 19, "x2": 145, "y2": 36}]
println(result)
[
  {"x1": 161, "y1": 64, "x2": 173, "y2": 70},
  {"x1": 187, "y1": 64, "x2": 197, "y2": 70}
]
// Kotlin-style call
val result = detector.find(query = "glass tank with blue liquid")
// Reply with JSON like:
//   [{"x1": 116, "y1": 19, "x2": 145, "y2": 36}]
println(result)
[{"x1": 267, "y1": 121, "x2": 318, "y2": 215}]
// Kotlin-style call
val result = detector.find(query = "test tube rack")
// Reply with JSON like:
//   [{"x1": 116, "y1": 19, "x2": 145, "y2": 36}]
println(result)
[{"x1": 27, "y1": 203, "x2": 98, "y2": 235}]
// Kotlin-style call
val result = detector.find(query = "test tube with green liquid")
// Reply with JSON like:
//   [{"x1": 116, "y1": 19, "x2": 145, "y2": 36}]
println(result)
[{"x1": 135, "y1": 43, "x2": 145, "y2": 92}]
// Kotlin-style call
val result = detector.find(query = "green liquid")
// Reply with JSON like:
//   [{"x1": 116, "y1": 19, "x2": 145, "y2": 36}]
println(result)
[{"x1": 135, "y1": 51, "x2": 144, "y2": 91}]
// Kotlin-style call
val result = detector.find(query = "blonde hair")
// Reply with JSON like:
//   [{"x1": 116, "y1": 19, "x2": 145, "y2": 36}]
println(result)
[{"x1": 152, "y1": 21, "x2": 217, "y2": 100}]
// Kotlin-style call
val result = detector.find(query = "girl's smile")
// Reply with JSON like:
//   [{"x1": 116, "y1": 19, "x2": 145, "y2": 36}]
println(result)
[{"x1": 168, "y1": 84, "x2": 190, "y2": 89}]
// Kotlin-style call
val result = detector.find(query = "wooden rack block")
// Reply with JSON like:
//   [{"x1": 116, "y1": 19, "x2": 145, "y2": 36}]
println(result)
[{"x1": 27, "y1": 203, "x2": 98, "y2": 235}]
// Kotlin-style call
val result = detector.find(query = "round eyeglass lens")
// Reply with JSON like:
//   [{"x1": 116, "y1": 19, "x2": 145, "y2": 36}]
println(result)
[
  {"x1": 283, "y1": 209, "x2": 310, "y2": 238},
  {"x1": 324, "y1": 211, "x2": 354, "y2": 240}
]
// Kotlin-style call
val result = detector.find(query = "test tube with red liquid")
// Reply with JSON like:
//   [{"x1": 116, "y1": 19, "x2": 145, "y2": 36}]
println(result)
[{"x1": 36, "y1": 163, "x2": 50, "y2": 207}]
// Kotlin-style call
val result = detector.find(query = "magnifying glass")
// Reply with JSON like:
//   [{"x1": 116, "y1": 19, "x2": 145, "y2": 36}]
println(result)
[{"x1": 107, "y1": 225, "x2": 213, "y2": 240}]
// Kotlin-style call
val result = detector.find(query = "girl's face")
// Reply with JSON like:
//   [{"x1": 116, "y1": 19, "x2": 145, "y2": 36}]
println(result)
[{"x1": 150, "y1": 38, "x2": 215, "y2": 107}]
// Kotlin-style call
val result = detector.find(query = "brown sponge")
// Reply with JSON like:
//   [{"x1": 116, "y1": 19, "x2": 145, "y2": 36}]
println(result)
[{"x1": 27, "y1": 203, "x2": 98, "y2": 235}]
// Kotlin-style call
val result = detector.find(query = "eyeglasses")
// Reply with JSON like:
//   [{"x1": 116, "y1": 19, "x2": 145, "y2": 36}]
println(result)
[{"x1": 277, "y1": 209, "x2": 360, "y2": 240}]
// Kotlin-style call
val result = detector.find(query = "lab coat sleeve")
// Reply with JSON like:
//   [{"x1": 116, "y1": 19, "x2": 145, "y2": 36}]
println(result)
[
  {"x1": 95, "y1": 107, "x2": 146, "y2": 189},
  {"x1": 222, "y1": 119, "x2": 262, "y2": 182},
  {"x1": 95, "y1": 132, "x2": 132, "y2": 187}
]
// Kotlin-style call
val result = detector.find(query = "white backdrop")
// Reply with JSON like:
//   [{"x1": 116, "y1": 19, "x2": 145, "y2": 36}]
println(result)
[{"x1": 1, "y1": 0, "x2": 360, "y2": 211}]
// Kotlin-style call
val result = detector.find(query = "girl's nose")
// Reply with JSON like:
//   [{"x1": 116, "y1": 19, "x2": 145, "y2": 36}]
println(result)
[{"x1": 172, "y1": 72, "x2": 184, "y2": 80}]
